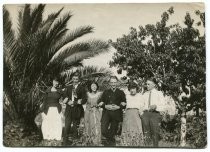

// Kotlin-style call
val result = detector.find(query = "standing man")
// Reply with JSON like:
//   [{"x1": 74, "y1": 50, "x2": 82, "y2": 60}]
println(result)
[
  {"x1": 63, "y1": 72, "x2": 87, "y2": 144},
  {"x1": 141, "y1": 78, "x2": 167, "y2": 147},
  {"x1": 99, "y1": 76, "x2": 126, "y2": 146}
]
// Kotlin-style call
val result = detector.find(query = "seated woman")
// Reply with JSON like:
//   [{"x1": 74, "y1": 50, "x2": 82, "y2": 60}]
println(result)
[
  {"x1": 41, "y1": 77, "x2": 64, "y2": 141},
  {"x1": 84, "y1": 81, "x2": 103, "y2": 146},
  {"x1": 121, "y1": 82, "x2": 145, "y2": 146}
]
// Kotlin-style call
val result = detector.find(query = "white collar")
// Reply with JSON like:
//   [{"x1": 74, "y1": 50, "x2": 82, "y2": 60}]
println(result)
[
  {"x1": 111, "y1": 88, "x2": 117, "y2": 92},
  {"x1": 73, "y1": 82, "x2": 80, "y2": 87}
]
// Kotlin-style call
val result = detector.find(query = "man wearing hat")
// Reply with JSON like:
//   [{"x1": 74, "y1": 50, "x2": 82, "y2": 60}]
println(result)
[{"x1": 141, "y1": 78, "x2": 167, "y2": 147}]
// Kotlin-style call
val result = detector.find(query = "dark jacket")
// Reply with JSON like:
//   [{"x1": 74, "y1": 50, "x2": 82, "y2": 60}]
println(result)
[
  {"x1": 42, "y1": 88, "x2": 63, "y2": 115},
  {"x1": 100, "y1": 88, "x2": 126, "y2": 121},
  {"x1": 64, "y1": 83, "x2": 87, "y2": 119}
]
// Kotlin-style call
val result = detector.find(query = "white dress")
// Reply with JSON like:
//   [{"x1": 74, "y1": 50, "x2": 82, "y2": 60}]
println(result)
[
  {"x1": 42, "y1": 108, "x2": 62, "y2": 140},
  {"x1": 41, "y1": 90, "x2": 63, "y2": 140}
]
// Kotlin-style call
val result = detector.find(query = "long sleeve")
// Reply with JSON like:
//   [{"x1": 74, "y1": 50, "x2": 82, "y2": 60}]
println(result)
[
  {"x1": 120, "y1": 91, "x2": 126, "y2": 109},
  {"x1": 100, "y1": 90, "x2": 107, "y2": 109},
  {"x1": 96, "y1": 92, "x2": 103, "y2": 104},
  {"x1": 141, "y1": 92, "x2": 149, "y2": 111},
  {"x1": 41, "y1": 88, "x2": 50, "y2": 114},
  {"x1": 81, "y1": 86, "x2": 87, "y2": 105},
  {"x1": 155, "y1": 91, "x2": 166, "y2": 112}
]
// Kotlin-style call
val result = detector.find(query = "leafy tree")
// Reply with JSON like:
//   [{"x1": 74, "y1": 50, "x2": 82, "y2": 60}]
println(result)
[
  {"x1": 3, "y1": 4, "x2": 110, "y2": 126},
  {"x1": 110, "y1": 7, "x2": 205, "y2": 147}
]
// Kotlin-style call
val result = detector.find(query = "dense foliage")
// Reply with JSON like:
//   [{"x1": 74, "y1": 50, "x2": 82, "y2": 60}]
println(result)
[
  {"x1": 110, "y1": 7, "x2": 205, "y2": 114},
  {"x1": 3, "y1": 4, "x2": 110, "y2": 127}
]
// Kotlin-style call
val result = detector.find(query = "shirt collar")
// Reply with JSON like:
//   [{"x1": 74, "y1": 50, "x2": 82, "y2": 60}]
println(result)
[
  {"x1": 149, "y1": 88, "x2": 157, "y2": 92},
  {"x1": 73, "y1": 82, "x2": 80, "y2": 88},
  {"x1": 111, "y1": 88, "x2": 117, "y2": 92}
]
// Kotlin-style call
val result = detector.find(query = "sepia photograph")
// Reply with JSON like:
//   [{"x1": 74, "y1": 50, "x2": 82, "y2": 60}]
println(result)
[{"x1": 2, "y1": 2, "x2": 206, "y2": 148}]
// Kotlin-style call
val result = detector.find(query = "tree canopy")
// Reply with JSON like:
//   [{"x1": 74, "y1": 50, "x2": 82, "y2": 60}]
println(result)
[
  {"x1": 3, "y1": 4, "x2": 110, "y2": 122},
  {"x1": 110, "y1": 7, "x2": 205, "y2": 113}
]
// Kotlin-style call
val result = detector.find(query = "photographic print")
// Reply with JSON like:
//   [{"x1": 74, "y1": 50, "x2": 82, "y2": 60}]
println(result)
[{"x1": 3, "y1": 3, "x2": 206, "y2": 148}]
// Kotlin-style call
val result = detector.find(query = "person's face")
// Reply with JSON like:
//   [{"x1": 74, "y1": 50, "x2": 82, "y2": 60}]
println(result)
[
  {"x1": 72, "y1": 76, "x2": 79, "y2": 84},
  {"x1": 109, "y1": 78, "x2": 118, "y2": 89},
  {"x1": 53, "y1": 80, "x2": 59, "y2": 88},
  {"x1": 130, "y1": 88, "x2": 137, "y2": 95},
  {"x1": 146, "y1": 80, "x2": 155, "y2": 91},
  {"x1": 91, "y1": 83, "x2": 98, "y2": 92}
]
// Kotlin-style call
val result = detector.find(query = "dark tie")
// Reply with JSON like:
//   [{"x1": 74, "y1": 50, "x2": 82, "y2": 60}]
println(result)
[{"x1": 148, "y1": 91, "x2": 152, "y2": 108}]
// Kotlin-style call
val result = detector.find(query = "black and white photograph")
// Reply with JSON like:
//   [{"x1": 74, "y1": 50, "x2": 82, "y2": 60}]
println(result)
[{"x1": 2, "y1": 2, "x2": 206, "y2": 148}]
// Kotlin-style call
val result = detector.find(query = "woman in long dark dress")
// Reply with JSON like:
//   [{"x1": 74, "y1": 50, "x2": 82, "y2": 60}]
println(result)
[
  {"x1": 41, "y1": 77, "x2": 63, "y2": 141},
  {"x1": 84, "y1": 82, "x2": 103, "y2": 145}
]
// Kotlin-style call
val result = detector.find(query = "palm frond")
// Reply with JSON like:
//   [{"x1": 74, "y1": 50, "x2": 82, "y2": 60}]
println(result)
[
  {"x1": 48, "y1": 39, "x2": 110, "y2": 67},
  {"x1": 46, "y1": 12, "x2": 72, "y2": 43},
  {"x1": 50, "y1": 25, "x2": 94, "y2": 54},
  {"x1": 40, "y1": 7, "x2": 64, "y2": 32},
  {"x1": 18, "y1": 4, "x2": 32, "y2": 39},
  {"x1": 3, "y1": 6, "x2": 17, "y2": 69},
  {"x1": 47, "y1": 42, "x2": 89, "y2": 66},
  {"x1": 30, "y1": 4, "x2": 45, "y2": 33},
  {"x1": 3, "y1": 6, "x2": 15, "y2": 40},
  {"x1": 61, "y1": 60, "x2": 83, "y2": 71}
]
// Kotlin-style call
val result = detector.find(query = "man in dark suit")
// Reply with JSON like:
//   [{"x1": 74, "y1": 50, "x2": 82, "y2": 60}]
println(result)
[
  {"x1": 99, "y1": 76, "x2": 126, "y2": 146},
  {"x1": 63, "y1": 72, "x2": 87, "y2": 144}
]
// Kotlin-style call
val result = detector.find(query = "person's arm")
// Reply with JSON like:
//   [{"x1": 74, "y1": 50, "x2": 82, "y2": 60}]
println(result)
[
  {"x1": 81, "y1": 85, "x2": 87, "y2": 104},
  {"x1": 120, "y1": 91, "x2": 126, "y2": 109},
  {"x1": 40, "y1": 93, "x2": 47, "y2": 112},
  {"x1": 97, "y1": 92, "x2": 103, "y2": 106},
  {"x1": 41, "y1": 88, "x2": 51, "y2": 114},
  {"x1": 62, "y1": 87, "x2": 69, "y2": 104},
  {"x1": 77, "y1": 85, "x2": 87, "y2": 105},
  {"x1": 141, "y1": 93, "x2": 148, "y2": 111},
  {"x1": 156, "y1": 91, "x2": 167, "y2": 114},
  {"x1": 99, "y1": 90, "x2": 107, "y2": 109}
]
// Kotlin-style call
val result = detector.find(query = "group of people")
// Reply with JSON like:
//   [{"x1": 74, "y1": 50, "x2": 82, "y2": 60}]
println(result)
[{"x1": 40, "y1": 71, "x2": 171, "y2": 147}]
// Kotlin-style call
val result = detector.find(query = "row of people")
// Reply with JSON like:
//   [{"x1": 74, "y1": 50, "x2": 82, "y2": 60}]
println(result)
[{"x1": 40, "y1": 72, "x2": 172, "y2": 147}]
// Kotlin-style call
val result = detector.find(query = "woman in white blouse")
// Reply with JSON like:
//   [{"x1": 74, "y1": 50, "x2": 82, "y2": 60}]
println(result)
[{"x1": 121, "y1": 82, "x2": 144, "y2": 146}]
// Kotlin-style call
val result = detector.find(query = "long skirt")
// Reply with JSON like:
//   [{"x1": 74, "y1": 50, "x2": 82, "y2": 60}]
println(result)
[
  {"x1": 84, "y1": 107, "x2": 102, "y2": 145},
  {"x1": 121, "y1": 109, "x2": 144, "y2": 146},
  {"x1": 41, "y1": 107, "x2": 62, "y2": 140}
]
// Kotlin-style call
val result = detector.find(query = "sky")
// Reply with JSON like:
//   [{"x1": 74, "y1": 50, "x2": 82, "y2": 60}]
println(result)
[{"x1": 5, "y1": 3, "x2": 205, "y2": 77}]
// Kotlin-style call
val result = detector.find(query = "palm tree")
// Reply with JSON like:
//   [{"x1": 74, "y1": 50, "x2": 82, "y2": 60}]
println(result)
[{"x1": 3, "y1": 4, "x2": 110, "y2": 123}]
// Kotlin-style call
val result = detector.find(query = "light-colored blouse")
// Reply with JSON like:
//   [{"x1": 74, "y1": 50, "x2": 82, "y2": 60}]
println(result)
[{"x1": 125, "y1": 89, "x2": 144, "y2": 112}]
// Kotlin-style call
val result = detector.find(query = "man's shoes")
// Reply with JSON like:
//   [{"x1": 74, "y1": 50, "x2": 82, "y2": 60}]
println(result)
[
  {"x1": 101, "y1": 137, "x2": 116, "y2": 146},
  {"x1": 62, "y1": 139, "x2": 73, "y2": 146}
]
